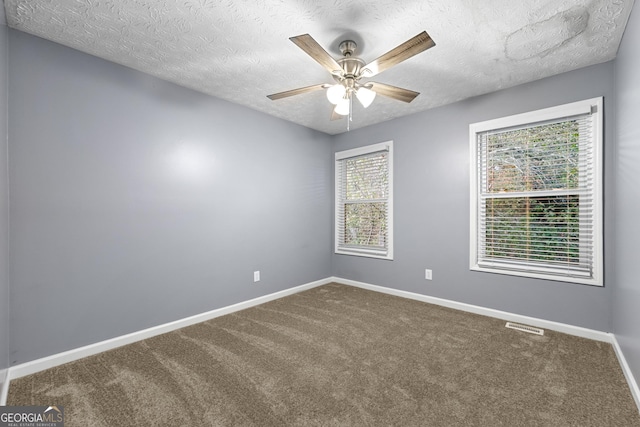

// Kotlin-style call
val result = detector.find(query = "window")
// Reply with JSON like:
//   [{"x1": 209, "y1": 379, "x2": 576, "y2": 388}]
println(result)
[
  {"x1": 335, "y1": 141, "x2": 393, "y2": 259},
  {"x1": 470, "y1": 98, "x2": 603, "y2": 286}
]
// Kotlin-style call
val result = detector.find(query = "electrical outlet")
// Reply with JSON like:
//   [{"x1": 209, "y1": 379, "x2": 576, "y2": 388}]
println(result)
[
  {"x1": 425, "y1": 269, "x2": 432, "y2": 280},
  {"x1": 253, "y1": 271, "x2": 260, "y2": 282}
]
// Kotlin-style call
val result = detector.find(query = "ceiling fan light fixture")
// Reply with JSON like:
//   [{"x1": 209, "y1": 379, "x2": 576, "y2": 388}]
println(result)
[
  {"x1": 326, "y1": 84, "x2": 346, "y2": 105},
  {"x1": 267, "y1": 31, "x2": 435, "y2": 126},
  {"x1": 356, "y1": 87, "x2": 376, "y2": 108},
  {"x1": 334, "y1": 98, "x2": 350, "y2": 116}
]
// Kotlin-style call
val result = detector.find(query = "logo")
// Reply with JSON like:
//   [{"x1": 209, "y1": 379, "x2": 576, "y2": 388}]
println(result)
[{"x1": 0, "y1": 406, "x2": 64, "y2": 427}]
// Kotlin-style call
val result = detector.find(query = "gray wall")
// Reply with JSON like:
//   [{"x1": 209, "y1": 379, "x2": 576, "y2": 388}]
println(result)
[
  {"x1": 0, "y1": 23, "x2": 9, "y2": 374},
  {"x1": 332, "y1": 62, "x2": 616, "y2": 331},
  {"x1": 8, "y1": 30, "x2": 332, "y2": 365},
  {"x1": 613, "y1": 4, "x2": 640, "y2": 384}
]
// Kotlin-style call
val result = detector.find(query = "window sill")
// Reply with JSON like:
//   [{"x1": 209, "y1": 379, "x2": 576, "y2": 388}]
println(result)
[
  {"x1": 335, "y1": 249, "x2": 393, "y2": 261},
  {"x1": 470, "y1": 264, "x2": 602, "y2": 286}
]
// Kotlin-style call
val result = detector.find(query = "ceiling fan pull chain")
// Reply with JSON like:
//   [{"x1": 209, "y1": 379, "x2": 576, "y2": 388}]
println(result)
[{"x1": 348, "y1": 96, "x2": 353, "y2": 131}]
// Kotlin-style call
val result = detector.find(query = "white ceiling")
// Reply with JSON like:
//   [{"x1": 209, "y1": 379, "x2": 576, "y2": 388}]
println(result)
[{"x1": 3, "y1": 0, "x2": 635, "y2": 135}]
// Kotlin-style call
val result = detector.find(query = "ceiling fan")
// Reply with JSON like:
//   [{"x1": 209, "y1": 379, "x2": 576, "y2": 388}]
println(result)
[{"x1": 267, "y1": 31, "x2": 435, "y2": 124}]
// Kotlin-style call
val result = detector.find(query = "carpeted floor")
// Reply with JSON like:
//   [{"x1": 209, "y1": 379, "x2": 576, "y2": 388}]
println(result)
[{"x1": 8, "y1": 283, "x2": 640, "y2": 426}]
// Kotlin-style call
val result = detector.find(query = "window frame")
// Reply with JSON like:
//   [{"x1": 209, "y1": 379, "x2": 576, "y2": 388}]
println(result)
[
  {"x1": 469, "y1": 98, "x2": 603, "y2": 286},
  {"x1": 335, "y1": 141, "x2": 394, "y2": 260}
]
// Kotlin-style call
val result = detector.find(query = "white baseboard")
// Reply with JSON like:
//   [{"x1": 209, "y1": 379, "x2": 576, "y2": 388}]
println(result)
[
  {"x1": 612, "y1": 336, "x2": 640, "y2": 413},
  {"x1": 331, "y1": 277, "x2": 612, "y2": 342},
  {"x1": 0, "y1": 368, "x2": 8, "y2": 406},
  {"x1": 8, "y1": 277, "x2": 333, "y2": 381}
]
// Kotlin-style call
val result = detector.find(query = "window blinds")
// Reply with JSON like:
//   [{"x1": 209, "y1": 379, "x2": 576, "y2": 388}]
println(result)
[
  {"x1": 476, "y1": 113, "x2": 596, "y2": 280},
  {"x1": 336, "y1": 148, "x2": 390, "y2": 256}
]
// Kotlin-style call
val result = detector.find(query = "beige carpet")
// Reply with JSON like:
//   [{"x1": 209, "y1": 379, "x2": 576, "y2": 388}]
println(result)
[{"x1": 8, "y1": 283, "x2": 640, "y2": 426}]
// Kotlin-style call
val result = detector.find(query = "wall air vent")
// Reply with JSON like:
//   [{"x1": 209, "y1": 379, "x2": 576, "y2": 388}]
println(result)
[{"x1": 505, "y1": 322, "x2": 544, "y2": 336}]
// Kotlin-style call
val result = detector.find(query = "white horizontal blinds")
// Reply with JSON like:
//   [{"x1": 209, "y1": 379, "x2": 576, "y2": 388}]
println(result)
[
  {"x1": 337, "y1": 149, "x2": 389, "y2": 255},
  {"x1": 477, "y1": 113, "x2": 595, "y2": 278}
]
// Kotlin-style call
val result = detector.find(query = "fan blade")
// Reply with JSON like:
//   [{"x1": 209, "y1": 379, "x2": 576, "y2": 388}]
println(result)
[
  {"x1": 330, "y1": 108, "x2": 344, "y2": 121},
  {"x1": 290, "y1": 34, "x2": 342, "y2": 74},
  {"x1": 267, "y1": 84, "x2": 326, "y2": 101},
  {"x1": 362, "y1": 31, "x2": 435, "y2": 77},
  {"x1": 368, "y1": 82, "x2": 419, "y2": 103}
]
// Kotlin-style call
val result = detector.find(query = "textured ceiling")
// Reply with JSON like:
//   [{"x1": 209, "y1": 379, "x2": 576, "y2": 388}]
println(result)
[{"x1": 3, "y1": 0, "x2": 635, "y2": 135}]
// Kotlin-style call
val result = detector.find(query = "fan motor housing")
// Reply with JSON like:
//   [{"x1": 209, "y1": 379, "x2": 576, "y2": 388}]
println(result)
[
  {"x1": 336, "y1": 57, "x2": 365, "y2": 81},
  {"x1": 334, "y1": 39, "x2": 365, "y2": 82}
]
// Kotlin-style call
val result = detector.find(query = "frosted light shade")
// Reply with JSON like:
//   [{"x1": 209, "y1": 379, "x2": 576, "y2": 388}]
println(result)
[
  {"x1": 326, "y1": 84, "x2": 346, "y2": 105},
  {"x1": 356, "y1": 87, "x2": 376, "y2": 108},
  {"x1": 334, "y1": 98, "x2": 350, "y2": 116}
]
